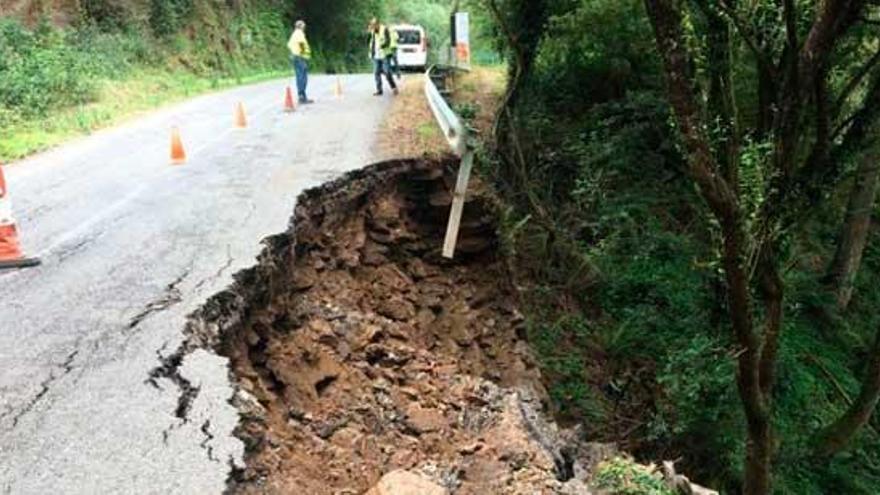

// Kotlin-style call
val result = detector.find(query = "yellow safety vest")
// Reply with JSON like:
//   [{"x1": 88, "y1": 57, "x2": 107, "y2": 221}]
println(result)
[
  {"x1": 389, "y1": 28, "x2": 398, "y2": 51},
  {"x1": 370, "y1": 25, "x2": 391, "y2": 59},
  {"x1": 288, "y1": 28, "x2": 311, "y2": 59}
]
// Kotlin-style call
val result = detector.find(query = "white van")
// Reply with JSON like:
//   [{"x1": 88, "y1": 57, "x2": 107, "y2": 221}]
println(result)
[{"x1": 392, "y1": 24, "x2": 428, "y2": 71}]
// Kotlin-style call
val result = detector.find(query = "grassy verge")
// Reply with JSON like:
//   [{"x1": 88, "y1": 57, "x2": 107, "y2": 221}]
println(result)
[
  {"x1": 376, "y1": 65, "x2": 505, "y2": 160},
  {"x1": 376, "y1": 74, "x2": 449, "y2": 160},
  {"x1": 0, "y1": 68, "x2": 288, "y2": 161},
  {"x1": 451, "y1": 65, "x2": 506, "y2": 136}
]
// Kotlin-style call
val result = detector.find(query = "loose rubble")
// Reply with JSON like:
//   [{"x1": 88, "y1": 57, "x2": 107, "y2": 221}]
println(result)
[{"x1": 181, "y1": 159, "x2": 712, "y2": 494}]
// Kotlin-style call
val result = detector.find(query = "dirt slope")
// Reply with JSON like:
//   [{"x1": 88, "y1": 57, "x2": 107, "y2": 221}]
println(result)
[{"x1": 176, "y1": 159, "x2": 621, "y2": 494}]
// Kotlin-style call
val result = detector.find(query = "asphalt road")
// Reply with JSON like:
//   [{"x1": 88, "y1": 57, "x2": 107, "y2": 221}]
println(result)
[{"x1": 0, "y1": 75, "x2": 393, "y2": 494}]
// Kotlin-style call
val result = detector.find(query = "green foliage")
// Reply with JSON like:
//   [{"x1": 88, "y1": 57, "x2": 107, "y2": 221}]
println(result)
[
  {"x1": 533, "y1": 0, "x2": 660, "y2": 110},
  {"x1": 0, "y1": 1, "x2": 295, "y2": 158},
  {"x1": 483, "y1": 0, "x2": 880, "y2": 493},
  {"x1": 527, "y1": 311, "x2": 604, "y2": 421},
  {"x1": 0, "y1": 19, "x2": 102, "y2": 124},
  {"x1": 387, "y1": 0, "x2": 449, "y2": 58},
  {"x1": 594, "y1": 457, "x2": 676, "y2": 495},
  {"x1": 149, "y1": 0, "x2": 195, "y2": 37},
  {"x1": 0, "y1": 0, "x2": 475, "y2": 159}
]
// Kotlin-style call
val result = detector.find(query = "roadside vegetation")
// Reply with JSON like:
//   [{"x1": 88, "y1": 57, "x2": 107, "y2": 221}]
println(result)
[
  {"x1": 377, "y1": 66, "x2": 504, "y2": 160},
  {"x1": 474, "y1": 0, "x2": 880, "y2": 494},
  {"x1": 7, "y1": 0, "x2": 880, "y2": 493},
  {"x1": 0, "y1": 0, "x2": 472, "y2": 161},
  {"x1": 0, "y1": 3, "x2": 293, "y2": 160}
]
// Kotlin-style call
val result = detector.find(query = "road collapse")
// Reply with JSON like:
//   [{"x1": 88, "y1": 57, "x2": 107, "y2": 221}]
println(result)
[{"x1": 179, "y1": 159, "x2": 617, "y2": 494}]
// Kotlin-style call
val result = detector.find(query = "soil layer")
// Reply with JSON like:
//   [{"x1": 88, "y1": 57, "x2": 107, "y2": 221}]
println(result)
[{"x1": 183, "y1": 159, "x2": 604, "y2": 494}]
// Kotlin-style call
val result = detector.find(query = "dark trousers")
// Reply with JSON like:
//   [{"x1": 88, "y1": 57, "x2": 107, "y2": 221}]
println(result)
[
  {"x1": 291, "y1": 55, "x2": 309, "y2": 101},
  {"x1": 373, "y1": 58, "x2": 396, "y2": 93},
  {"x1": 387, "y1": 54, "x2": 400, "y2": 77}
]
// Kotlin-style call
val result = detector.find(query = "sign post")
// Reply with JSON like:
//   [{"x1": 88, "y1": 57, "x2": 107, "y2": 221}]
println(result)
[{"x1": 452, "y1": 12, "x2": 471, "y2": 68}]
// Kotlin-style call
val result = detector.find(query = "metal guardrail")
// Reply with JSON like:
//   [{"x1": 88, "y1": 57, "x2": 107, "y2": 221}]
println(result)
[
  {"x1": 424, "y1": 64, "x2": 475, "y2": 258},
  {"x1": 424, "y1": 65, "x2": 468, "y2": 157}
]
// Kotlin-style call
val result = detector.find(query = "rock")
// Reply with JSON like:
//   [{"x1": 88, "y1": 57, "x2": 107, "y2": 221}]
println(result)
[
  {"x1": 662, "y1": 461, "x2": 719, "y2": 495},
  {"x1": 311, "y1": 319, "x2": 337, "y2": 347},
  {"x1": 366, "y1": 343, "x2": 413, "y2": 367},
  {"x1": 231, "y1": 388, "x2": 266, "y2": 419},
  {"x1": 407, "y1": 258, "x2": 429, "y2": 280},
  {"x1": 363, "y1": 242, "x2": 389, "y2": 266},
  {"x1": 293, "y1": 265, "x2": 319, "y2": 290},
  {"x1": 365, "y1": 470, "x2": 448, "y2": 495},
  {"x1": 313, "y1": 415, "x2": 349, "y2": 440},
  {"x1": 377, "y1": 297, "x2": 416, "y2": 322},
  {"x1": 404, "y1": 404, "x2": 446, "y2": 434},
  {"x1": 458, "y1": 441, "x2": 484, "y2": 455}
]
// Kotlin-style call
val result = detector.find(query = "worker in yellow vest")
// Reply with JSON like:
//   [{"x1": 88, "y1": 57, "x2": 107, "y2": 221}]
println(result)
[
  {"x1": 287, "y1": 20, "x2": 314, "y2": 104},
  {"x1": 387, "y1": 26, "x2": 401, "y2": 80},
  {"x1": 368, "y1": 18, "x2": 398, "y2": 96}
]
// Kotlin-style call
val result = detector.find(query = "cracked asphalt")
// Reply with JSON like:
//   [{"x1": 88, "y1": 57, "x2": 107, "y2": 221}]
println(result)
[{"x1": 0, "y1": 75, "x2": 393, "y2": 494}]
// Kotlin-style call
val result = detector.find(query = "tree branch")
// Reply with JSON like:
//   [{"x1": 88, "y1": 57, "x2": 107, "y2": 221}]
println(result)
[
  {"x1": 815, "y1": 329, "x2": 880, "y2": 457},
  {"x1": 717, "y1": 0, "x2": 777, "y2": 80},
  {"x1": 834, "y1": 45, "x2": 880, "y2": 114}
]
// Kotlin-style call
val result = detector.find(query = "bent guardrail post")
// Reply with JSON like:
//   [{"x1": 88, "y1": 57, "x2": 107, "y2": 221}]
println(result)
[
  {"x1": 424, "y1": 65, "x2": 475, "y2": 259},
  {"x1": 441, "y1": 147, "x2": 475, "y2": 259}
]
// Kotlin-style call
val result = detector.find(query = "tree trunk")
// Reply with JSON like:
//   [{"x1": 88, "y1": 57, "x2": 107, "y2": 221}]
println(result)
[
  {"x1": 826, "y1": 152, "x2": 880, "y2": 310},
  {"x1": 744, "y1": 412, "x2": 773, "y2": 495},
  {"x1": 643, "y1": 2, "x2": 774, "y2": 493},
  {"x1": 815, "y1": 330, "x2": 880, "y2": 456},
  {"x1": 704, "y1": 4, "x2": 740, "y2": 187}
]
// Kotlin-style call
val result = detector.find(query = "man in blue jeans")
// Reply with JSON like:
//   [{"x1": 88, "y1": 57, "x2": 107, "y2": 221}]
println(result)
[
  {"x1": 369, "y1": 18, "x2": 398, "y2": 96},
  {"x1": 288, "y1": 20, "x2": 314, "y2": 104}
]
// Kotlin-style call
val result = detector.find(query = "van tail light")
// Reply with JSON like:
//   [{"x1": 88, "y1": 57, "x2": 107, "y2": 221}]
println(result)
[{"x1": 421, "y1": 36, "x2": 427, "y2": 52}]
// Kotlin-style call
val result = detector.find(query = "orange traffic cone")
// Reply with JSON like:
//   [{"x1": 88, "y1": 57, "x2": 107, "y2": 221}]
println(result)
[
  {"x1": 170, "y1": 126, "x2": 187, "y2": 165},
  {"x1": 284, "y1": 86, "x2": 297, "y2": 113},
  {"x1": 0, "y1": 165, "x2": 40, "y2": 269},
  {"x1": 235, "y1": 102, "x2": 248, "y2": 128},
  {"x1": 334, "y1": 77, "x2": 344, "y2": 98}
]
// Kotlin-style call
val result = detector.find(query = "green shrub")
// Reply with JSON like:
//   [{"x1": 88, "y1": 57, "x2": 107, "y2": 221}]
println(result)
[
  {"x1": 149, "y1": 0, "x2": 195, "y2": 37},
  {"x1": 0, "y1": 20, "x2": 100, "y2": 122},
  {"x1": 594, "y1": 457, "x2": 675, "y2": 495},
  {"x1": 490, "y1": 0, "x2": 880, "y2": 491}
]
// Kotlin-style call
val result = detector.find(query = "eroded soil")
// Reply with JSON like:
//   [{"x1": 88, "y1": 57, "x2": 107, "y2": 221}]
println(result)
[{"x1": 183, "y1": 159, "x2": 607, "y2": 494}]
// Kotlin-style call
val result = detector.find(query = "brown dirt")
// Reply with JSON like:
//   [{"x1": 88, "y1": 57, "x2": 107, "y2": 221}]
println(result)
[
  {"x1": 376, "y1": 68, "x2": 506, "y2": 161},
  {"x1": 180, "y1": 159, "x2": 615, "y2": 494},
  {"x1": 376, "y1": 75, "x2": 450, "y2": 160},
  {"x1": 0, "y1": 0, "x2": 81, "y2": 26}
]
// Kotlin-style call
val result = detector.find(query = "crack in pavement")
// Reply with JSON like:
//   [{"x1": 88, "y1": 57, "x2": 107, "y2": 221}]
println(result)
[
  {"x1": 5, "y1": 349, "x2": 79, "y2": 431},
  {"x1": 55, "y1": 235, "x2": 97, "y2": 263},
  {"x1": 193, "y1": 246, "x2": 234, "y2": 293},
  {"x1": 146, "y1": 347, "x2": 201, "y2": 425},
  {"x1": 127, "y1": 268, "x2": 192, "y2": 331},
  {"x1": 199, "y1": 419, "x2": 219, "y2": 463}
]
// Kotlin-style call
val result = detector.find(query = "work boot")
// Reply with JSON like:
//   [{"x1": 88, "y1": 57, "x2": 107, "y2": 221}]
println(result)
[
  {"x1": 393, "y1": 87, "x2": 399, "y2": 96},
  {"x1": 373, "y1": 91, "x2": 383, "y2": 96}
]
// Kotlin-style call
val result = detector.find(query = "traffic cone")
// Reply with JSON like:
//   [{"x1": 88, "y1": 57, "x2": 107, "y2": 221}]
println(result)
[
  {"x1": 170, "y1": 126, "x2": 186, "y2": 165},
  {"x1": 0, "y1": 165, "x2": 40, "y2": 269},
  {"x1": 235, "y1": 102, "x2": 248, "y2": 128},
  {"x1": 335, "y1": 77, "x2": 344, "y2": 98},
  {"x1": 284, "y1": 86, "x2": 297, "y2": 113}
]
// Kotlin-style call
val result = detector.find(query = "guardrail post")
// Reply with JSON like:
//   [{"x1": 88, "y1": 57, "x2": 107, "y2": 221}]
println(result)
[
  {"x1": 442, "y1": 146, "x2": 475, "y2": 259},
  {"x1": 425, "y1": 64, "x2": 475, "y2": 259}
]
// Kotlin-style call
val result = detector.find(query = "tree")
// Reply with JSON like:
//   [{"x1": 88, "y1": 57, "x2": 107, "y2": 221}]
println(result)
[
  {"x1": 825, "y1": 75, "x2": 880, "y2": 310},
  {"x1": 642, "y1": 0, "x2": 877, "y2": 493}
]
